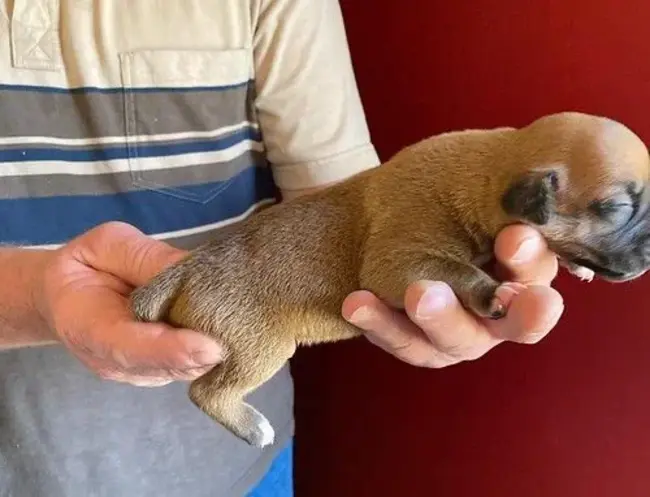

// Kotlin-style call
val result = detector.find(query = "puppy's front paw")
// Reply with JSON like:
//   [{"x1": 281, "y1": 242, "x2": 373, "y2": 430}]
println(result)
[
  {"x1": 560, "y1": 259, "x2": 595, "y2": 282},
  {"x1": 468, "y1": 282, "x2": 526, "y2": 320}
]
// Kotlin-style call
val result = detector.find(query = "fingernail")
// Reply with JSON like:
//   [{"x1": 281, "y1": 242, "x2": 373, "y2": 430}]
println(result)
[
  {"x1": 189, "y1": 344, "x2": 222, "y2": 367},
  {"x1": 489, "y1": 284, "x2": 525, "y2": 319},
  {"x1": 494, "y1": 283, "x2": 523, "y2": 306},
  {"x1": 348, "y1": 306, "x2": 374, "y2": 326},
  {"x1": 512, "y1": 237, "x2": 539, "y2": 263},
  {"x1": 416, "y1": 282, "x2": 454, "y2": 319},
  {"x1": 184, "y1": 366, "x2": 214, "y2": 376}
]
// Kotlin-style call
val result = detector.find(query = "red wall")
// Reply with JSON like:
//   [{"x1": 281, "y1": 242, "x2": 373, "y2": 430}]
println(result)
[{"x1": 292, "y1": 1, "x2": 650, "y2": 496}]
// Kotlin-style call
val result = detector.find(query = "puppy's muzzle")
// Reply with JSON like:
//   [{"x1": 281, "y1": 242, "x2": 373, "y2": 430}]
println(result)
[
  {"x1": 569, "y1": 256, "x2": 646, "y2": 282},
  {"x1": 571, "y1": 227, "x2": 650, "y2": 283}
]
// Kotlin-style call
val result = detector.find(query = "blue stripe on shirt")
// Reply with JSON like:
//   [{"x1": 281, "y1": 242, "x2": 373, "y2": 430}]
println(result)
[
  {"x1": 0, "y1": 127, "x2": 262, "y2": 163},
  {"x1": 0, "y1": 164, "x2": 277, "y2": 245}
]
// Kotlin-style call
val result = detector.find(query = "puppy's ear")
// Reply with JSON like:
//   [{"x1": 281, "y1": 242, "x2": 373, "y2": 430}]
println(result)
[{"x1": 501, "y1": 169, "x2": 560, "y2": 225}]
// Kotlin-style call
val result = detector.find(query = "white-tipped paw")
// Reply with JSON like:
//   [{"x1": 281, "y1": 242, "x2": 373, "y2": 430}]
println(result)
[
  {"x1": 242, "y1": 404, "x2": 275, "y2": 448},
  {"x1": 572, "y1": 265, "x2": 595, "y2": 282},
  {"x1": 560, "y1": 259, "x2": 594, "y2": 282}
]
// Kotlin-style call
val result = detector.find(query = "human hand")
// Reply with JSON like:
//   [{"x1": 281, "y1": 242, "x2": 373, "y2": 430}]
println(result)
[
  {"x1": 36, "y1": 222, "x2": 223, "y2": 386},
  {"x1": 341, "y1": 224, "x2": 564, "y2": 368}
]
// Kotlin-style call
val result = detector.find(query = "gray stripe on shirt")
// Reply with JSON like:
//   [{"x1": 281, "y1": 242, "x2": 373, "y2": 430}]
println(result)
[{"x1": 0, "y1": 83, "x2": 255, "y2": 139}]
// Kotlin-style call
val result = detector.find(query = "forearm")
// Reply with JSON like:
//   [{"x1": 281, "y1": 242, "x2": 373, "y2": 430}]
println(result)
[{"x1": 0, "y1": 248, "x2": 57, "y2": 350}]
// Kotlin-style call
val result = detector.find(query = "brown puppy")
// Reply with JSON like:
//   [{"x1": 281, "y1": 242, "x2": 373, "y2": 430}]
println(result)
[{"x1": 130, "y1": 111, "x2": 650, "y2": 447}]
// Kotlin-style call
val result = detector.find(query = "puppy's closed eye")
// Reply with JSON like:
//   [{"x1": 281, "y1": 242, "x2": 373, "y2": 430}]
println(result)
[{"x1": 589, "y1": 198, "x2": 634, "y2": 226}]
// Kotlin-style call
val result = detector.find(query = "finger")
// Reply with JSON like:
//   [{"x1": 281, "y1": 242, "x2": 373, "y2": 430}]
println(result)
[
  {"x1": 121, "y1": 365, "x2": 214, "y2": 382},
  {"x1": 93, "y1": 360, "x2": 211, "y2": 386},
  {"x1": 402, "y1": 281, "x2": 503, "y2": 360},
  {"x1": 342, "y1": 290, "x2": 453, "y2": 368},
  {"x1": 72, "y1": 336, "x2": 214, "y2": 385},
  {"x1": 87, "y1": 360, "x2": 175, "y2": 387},
  {"x1": 107, "y1": 321, "x2": 224, "y2": 371},
  {"x1": 166, "y1": 365, "x2": 216, "y2": 381},
  {"x1": 493, "y1": 224, "x2": 558, "y2": 286},
  {"x1": 103, "y1": 373, "x2": 174, "y2": 387},
  {"x1": 58, "y1": 289, "x2": 223, "y2": 371},
  {"x1": 131, "y1": 379, "x2": 174, "y2": 387},
  {"x1": 486, "y1": 285, "x2": 564, "y2": 344},
  {"x1": 69, "y1": 221, "x2": 187, "y2": 287}
]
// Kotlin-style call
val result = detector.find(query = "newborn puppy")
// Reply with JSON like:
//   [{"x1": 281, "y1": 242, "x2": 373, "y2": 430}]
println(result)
[{"x1": 130, "y1": 111, "x2": 650, "y2": 447}]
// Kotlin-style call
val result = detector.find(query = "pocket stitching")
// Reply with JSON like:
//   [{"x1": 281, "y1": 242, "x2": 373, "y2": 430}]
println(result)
[{"x1": 120, "y1": 49, "x2": 250, "y2": 205}]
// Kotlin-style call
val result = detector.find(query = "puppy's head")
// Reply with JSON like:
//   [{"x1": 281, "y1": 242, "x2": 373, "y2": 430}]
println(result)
[{"x1": 501, "y1": 111, "x2": 650, "y2": 282}]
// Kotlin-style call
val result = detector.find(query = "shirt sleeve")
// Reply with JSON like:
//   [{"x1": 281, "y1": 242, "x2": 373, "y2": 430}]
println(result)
[{"x1": 251, "y1": 0, "x2": 380, "y2": 193}]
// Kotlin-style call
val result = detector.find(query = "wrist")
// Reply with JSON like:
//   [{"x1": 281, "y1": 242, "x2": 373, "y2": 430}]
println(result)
[
  {"x1": 0, "y1": 248, "x2": 59, "y2": 349},
  {"x1": 27, "y1": 249, "x2": 58, "y2": 339}
]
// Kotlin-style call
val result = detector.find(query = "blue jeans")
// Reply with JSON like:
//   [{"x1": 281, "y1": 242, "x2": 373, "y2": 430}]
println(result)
[{"x1": 247, "y1": 439, "x2": 294, "y2": 496}]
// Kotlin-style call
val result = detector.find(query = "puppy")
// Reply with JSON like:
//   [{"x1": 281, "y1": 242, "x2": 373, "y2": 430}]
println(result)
[{"x1": 130, "y1": 111, "x2": 650, "y2": 448}]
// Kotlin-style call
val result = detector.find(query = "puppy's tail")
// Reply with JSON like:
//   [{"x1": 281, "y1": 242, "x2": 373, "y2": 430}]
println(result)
[{"x1": 129, "y1": 262, "x2": 186, "y2": 323}]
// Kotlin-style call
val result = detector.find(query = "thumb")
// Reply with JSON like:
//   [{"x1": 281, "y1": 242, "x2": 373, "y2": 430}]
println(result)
[
  {"x1": 67, "y1": 221, "x2": 187, "y2": 287},
  {"x1": 493, "y1": 224, "x2": 558, "y2": 286}
]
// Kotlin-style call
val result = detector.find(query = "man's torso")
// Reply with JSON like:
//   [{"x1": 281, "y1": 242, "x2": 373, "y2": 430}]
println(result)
[{"x1": 0, "y1": 2, "x2": 294, "y2": 496}]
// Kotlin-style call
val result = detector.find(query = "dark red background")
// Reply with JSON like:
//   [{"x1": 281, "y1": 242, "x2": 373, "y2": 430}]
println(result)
[{"x1": 292, "y1": 1, "x2": 650, "y2": 496}]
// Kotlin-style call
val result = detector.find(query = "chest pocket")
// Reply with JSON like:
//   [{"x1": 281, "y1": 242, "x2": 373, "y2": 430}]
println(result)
[{"x1": 119, "y1": 49, "x2": 264, "y2": 204}]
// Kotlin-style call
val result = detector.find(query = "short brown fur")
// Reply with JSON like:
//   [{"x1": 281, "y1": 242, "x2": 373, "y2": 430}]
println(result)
[{"x1": 130, "y1": 111, "x2": 650, "y2": 447}]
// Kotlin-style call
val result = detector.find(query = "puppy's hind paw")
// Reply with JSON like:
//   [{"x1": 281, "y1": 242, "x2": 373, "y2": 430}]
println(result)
[{"x1": 241, "y1": 404, "x2": 275, "y2": 448}]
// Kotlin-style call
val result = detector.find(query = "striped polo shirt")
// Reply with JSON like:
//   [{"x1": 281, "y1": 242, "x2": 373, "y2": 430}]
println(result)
[{"x1": 0, "y1": 1, "x2": 379, "y2": 496}]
